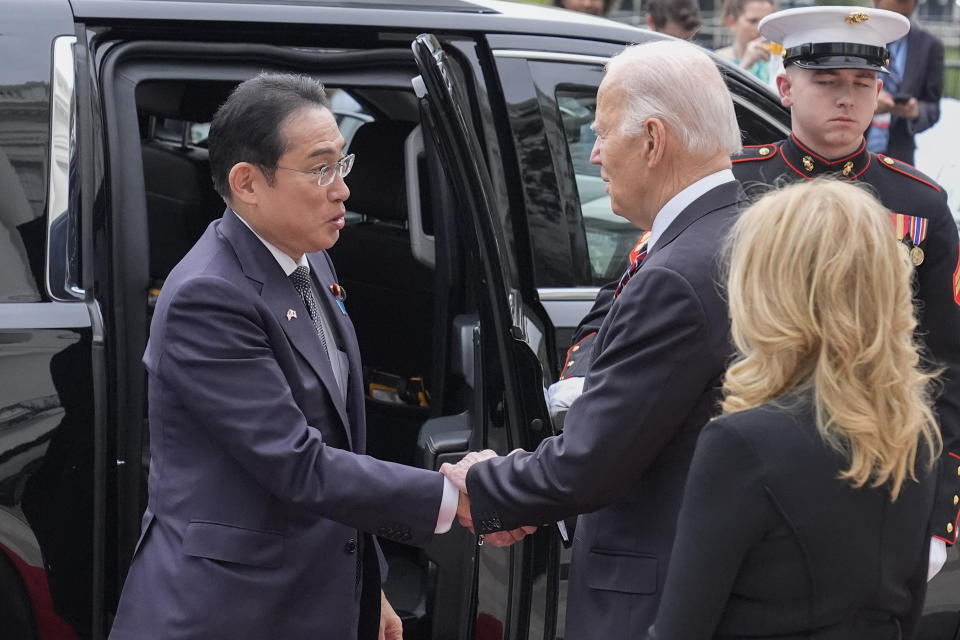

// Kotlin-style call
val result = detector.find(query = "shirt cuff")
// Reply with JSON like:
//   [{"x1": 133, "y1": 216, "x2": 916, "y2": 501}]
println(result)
[{"x1": 434, "y1": 476, "x2": 459, "y2": 534}]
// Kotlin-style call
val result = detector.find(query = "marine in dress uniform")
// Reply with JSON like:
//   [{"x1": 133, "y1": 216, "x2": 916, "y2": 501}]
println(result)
[{"x1": 732, "y1": 6, "x2": 960, "y2": 562}]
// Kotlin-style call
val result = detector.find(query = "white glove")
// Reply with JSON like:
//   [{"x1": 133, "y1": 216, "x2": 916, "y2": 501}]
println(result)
[
  {"x1": 546, "y1": 376, "x2": 585, "y2": 418},
  {"x1": 928, "y1": 537, "x2": 947, "y2": 581}
]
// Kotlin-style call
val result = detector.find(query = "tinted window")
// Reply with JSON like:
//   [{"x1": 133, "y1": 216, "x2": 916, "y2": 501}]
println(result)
[
  {"x1": 0, "y1": 82, "x2": 46, "y2": 301},
  {"x1": 556, "y1": 89, "x2": 638, "y2": 283}
]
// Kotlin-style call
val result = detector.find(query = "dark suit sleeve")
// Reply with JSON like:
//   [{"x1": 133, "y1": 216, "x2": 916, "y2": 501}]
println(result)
[
  {"x1": 648, "y1": 419, "x2": 771, "y2": 639},
  {"x1": 467, "y1": 265, "x2": 718, "y2": 531},
  {"x1": 156, "y1": 275, "x2": 443, "y2": 545},
  {"x1": 909, "y1": 33, "x2": 943, "y2": 136}
]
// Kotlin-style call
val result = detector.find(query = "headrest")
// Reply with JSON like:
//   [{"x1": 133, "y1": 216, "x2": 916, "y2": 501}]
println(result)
[
  {"x1": 345, "y1": 120, "x2": 417, "y2": 223},
  {"x1": 136, "y1": 81, "x2": 234, "y2": 123}
]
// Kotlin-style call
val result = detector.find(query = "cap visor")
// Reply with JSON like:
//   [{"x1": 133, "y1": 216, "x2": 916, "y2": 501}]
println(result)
[{"x1": 790, "y1": 57, "x2": 888, "y2": 74}]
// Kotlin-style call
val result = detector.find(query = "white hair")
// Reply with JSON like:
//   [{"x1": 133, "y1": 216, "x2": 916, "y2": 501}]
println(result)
[{"x1": 606, "y1": 40, "x2": 742, "y2": 156}]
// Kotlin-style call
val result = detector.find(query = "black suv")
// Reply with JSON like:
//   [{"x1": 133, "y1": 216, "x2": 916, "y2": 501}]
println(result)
[{"x1": 0, "y1": 1, "x2": 956, "y2": 639}]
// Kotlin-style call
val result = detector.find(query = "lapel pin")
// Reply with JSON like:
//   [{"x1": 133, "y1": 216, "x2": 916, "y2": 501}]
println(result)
[
  {"x1": 286, "y1": 309, "x2": 297, "y2": 321},
  {"x1": 329, "y1": 283, "x2": 347, "y2": 314}
]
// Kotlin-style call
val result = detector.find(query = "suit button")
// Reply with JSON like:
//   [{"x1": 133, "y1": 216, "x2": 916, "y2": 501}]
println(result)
[
  {"x1": 948, "y1": 523, "x2": 955, "y2": 534},
  {"x1": 345, "y1": 538, "x2": 357, "y2": 554},
  {"x1": 954, "y1": 494, "x2": 959, "y2": 506}
]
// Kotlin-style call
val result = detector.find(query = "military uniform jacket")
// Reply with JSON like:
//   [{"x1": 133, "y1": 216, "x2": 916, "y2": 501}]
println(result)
[{"x1": 733, "y1": 134, "x2": 960, "y2": 545}]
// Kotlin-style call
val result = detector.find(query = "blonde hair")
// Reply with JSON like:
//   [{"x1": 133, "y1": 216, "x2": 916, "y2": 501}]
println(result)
[{"x1": 722, "y1": 179, "x2": 941, "y2": 499}]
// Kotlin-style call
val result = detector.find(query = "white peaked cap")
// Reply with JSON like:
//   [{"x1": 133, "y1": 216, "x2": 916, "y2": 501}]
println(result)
[{"x1": 759, "y1": 6, "x2": 910, "y2": 72}]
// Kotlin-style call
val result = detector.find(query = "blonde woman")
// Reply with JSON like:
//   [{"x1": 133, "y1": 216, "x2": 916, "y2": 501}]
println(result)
[{"x1": 649, "y1": 179, "x2": 941, "y2": 639}]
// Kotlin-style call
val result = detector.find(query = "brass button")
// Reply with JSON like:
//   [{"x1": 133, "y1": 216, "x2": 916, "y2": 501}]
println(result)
[
  {"x1": 567, "y1": 360, "x2": 575, "y2": 367},
  {"x1": 948, "y1": 523, "x2": 955, "y2": 534},
  {"x1": 758, "y1": 147, "x2": 770, "y2": 156},
  {"x1": 954, "y1": 494, "x2": 959, "y2": 506},
  {"x1": 572, "y1": 345, "x2": 580, "y2": 352},
  {"x1": 956, "y1": 465, "x2": 960, "y2": 476},
  {"x1": 883, "y1": 156, "x2": 895, "y2": 165}
]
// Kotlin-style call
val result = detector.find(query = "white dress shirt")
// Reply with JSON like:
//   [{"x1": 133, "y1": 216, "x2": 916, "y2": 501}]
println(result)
[{"x1": 647, "y1": 169, "x2": 736, "y2": 252}]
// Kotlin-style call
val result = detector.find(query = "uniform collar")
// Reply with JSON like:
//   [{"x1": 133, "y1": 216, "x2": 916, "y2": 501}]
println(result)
[{"x1": 780, "y1": 134, "x2": 872, "y2": 181}]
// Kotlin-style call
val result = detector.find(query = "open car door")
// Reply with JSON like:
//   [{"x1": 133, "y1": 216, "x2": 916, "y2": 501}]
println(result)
[{"x1": 412, "y1": 33, "x2": 560, "y2": 640}]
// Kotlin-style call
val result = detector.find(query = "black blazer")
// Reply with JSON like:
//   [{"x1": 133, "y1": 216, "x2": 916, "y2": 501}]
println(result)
[
  {"x1": 885, "y1": 24, "x2": 944, "y2": 165},
  {"x1": 650, "y1": 394, "x2": 936, "y2": 640},
  {"x1": 467, "y1": 181, "x2": 744, "y2": 639}
]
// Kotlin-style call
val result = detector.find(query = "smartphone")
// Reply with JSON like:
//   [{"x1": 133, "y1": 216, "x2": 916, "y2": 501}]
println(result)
[{"x1": 893, "y1": 93, "x2": 912, "y2": 104}]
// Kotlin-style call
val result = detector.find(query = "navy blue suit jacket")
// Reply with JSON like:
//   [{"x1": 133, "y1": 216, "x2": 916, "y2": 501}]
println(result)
[
  {"x1": 109, "y1": 210, "x2": 443, "y2": 639},
  {"x1": 466, "y1": 181, "x2": 744, "y2": 639}
]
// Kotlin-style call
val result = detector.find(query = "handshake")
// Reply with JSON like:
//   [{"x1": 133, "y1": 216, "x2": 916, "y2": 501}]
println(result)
[{"x1": 439, "y1": 449, "x2": 538, "y2": 548}]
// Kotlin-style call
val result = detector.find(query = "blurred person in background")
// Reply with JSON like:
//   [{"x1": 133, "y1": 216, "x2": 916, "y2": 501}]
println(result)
[
  {"x1": 650, "y1": 178, "x2": 940, "y2": 640},
  {"x1": 715, "y1": 0, "x2": 780, "y2": 87},
  {"x1": 866, "y1": 0, "x2": 944, "y2": 166},
  {"x1": 645, "y1": 0, "x2": 702, "y2": 40},
  {"x1": 553, "y1": 0, "x2": 620, "y2": 17}
]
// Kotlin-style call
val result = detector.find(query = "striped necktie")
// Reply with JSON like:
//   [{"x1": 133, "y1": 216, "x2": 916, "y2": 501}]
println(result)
[{"x1": 613, "y1": 233, "x2": 651, "y2": 299}]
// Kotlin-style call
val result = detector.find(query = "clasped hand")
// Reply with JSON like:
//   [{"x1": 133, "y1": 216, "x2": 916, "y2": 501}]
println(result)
[{"x1": 439, "y1": 449, "x2": 537, "y2": 547}]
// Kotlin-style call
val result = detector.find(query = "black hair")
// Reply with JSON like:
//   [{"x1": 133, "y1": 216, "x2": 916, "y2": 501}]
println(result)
[
  {"x1": 646, "y1": 0, "x2": 702, "y2": 31},
  {"x1": 208, "y1": 72, "x2": 331, "y2": 199}
]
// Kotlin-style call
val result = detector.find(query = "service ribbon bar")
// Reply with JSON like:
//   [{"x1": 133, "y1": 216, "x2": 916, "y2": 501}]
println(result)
[{"x1": 890, "y1": 213, "x2": 928, "y2": 246}]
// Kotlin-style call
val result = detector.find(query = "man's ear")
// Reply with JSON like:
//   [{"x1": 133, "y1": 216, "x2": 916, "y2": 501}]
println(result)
[
  {"x1": 644, "y1": 117, "x2": 668, "y2": 167},
  {"x1": 645, "y1": 13, "x2": 655, "y2": 30},
  {"x1": 228, "y1": 162, "x2": 260, "y2": 206},
  {"x1": 777, "y1": 72, "x2": 793, "y2": 108}
]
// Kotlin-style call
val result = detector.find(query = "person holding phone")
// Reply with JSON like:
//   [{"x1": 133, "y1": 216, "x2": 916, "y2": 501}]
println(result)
[{"x1": 865, "y1": 0, "x2": 944, "y2": 165}]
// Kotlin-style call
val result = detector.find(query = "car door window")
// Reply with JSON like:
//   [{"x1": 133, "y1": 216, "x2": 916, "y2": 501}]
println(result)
[{"x1": 556, "y1": 88, "x2": 638, "y2": 283}]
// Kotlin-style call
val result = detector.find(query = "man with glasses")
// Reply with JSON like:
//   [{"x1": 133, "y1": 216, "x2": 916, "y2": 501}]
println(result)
[{"x1": 108, "y1": 73, "x2": 506, "y2": 640}]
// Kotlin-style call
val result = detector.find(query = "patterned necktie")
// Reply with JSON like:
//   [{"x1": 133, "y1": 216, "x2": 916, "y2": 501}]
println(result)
[
  {"x1": 289, "y1": 266, "x2": 329, "y2": 358},
  {"x1": 613, "y1": 234, "x2": 650, "y2": 299}
]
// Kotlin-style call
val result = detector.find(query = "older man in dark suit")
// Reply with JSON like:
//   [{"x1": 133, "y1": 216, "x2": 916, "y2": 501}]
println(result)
[
  {"x1": 441, "y1": 40, "x2": 745, "y2": 638},
  {"x1": 108, "y1": 73, "x2": 486, "y2": 640},
  {"x1": 866, "y1": 0, "x2": 944, "y2": 165}
]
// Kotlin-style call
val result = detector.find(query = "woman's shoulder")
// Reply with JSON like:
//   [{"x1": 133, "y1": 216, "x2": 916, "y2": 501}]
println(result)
[{"x1": 706, "y1": 395, "x2": 817, "y2": 453}]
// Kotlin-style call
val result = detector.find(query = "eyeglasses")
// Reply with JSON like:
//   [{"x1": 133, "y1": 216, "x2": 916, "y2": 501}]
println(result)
[{"x1": 276, "y1": 153, "x2": 355, "y2": 187}]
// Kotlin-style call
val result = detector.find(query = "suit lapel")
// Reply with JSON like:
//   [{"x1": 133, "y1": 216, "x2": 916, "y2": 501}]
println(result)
[
  {"x1": 646, "y1": 181, "x2": 742, "y2": 260},
  {"x1": 218, "y1": 211, "x2": 353, "y2": 444},
  {"x1": 900, "y1": 28, "x2": 920, "y2": 95}
]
